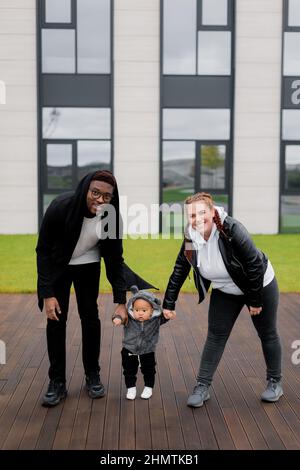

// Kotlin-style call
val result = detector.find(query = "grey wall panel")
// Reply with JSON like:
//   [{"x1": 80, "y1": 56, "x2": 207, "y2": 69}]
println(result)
[
  {"x1": 42, "y1": 75, "x2": 111, "y2": 107},
  {"x1": 162, "y1": 76, "x2": 231, "y2": 108}
]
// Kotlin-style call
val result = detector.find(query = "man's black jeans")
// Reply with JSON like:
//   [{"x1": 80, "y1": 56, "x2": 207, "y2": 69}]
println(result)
[
  {"x1": 197, "y1": 277, "x2": 282, "y2": 385},
  {"x1": 46, "y1": 262, "x2": 101, "y2": 382}
]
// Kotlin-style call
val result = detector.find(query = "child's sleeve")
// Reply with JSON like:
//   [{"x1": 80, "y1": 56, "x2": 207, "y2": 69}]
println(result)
[{"x1": 160, "y1": 314, "x2": 169, "y2": 325}]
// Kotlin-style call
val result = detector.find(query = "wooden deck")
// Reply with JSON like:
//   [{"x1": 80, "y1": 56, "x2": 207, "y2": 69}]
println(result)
[{"x1": 0, "y1": 292, "x2": 300, "y2": 450}]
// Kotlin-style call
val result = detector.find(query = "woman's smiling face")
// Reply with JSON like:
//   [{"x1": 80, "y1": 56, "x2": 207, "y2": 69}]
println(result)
[{"x1": 186, "y1": 201, "x2": 215, "y2": 240}]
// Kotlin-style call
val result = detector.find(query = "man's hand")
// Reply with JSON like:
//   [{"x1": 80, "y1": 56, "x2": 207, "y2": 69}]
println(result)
[
  {"x1": 45, "y1": 297, "x2": 61, "y2": 321},
  {"x1": 249, "y1": 306, "x2": 262, "y2": 316},
  {"x1": 114, "y1": 304, "x2": 128, "y2": 324},
  {"x1": 163, "y1": 309, "x2": 176, "y2": 320}
]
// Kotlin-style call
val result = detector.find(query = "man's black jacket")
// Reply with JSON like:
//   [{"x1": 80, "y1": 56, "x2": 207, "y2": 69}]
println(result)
[
  {"x1": 36, "y1": 171, "x2": 154, "y2": 311},
  {"x1": 163, "y1": 215, "x2": 269, "y2": 310}
]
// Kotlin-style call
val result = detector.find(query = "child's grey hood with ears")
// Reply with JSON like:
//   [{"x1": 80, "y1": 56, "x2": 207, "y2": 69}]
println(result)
[{"x1": 127, "y1": 285, "x2": 162, "y2": 320}]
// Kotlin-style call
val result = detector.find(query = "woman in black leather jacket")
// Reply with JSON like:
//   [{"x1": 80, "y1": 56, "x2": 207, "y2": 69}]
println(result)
[{"x1": 163, "y1": 192, "x2": 282, "y2": 407}]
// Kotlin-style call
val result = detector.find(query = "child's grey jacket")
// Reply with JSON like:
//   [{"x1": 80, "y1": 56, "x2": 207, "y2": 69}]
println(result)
[{"x1": 123, "y1": 286, "x2": 167, "y2": 355}]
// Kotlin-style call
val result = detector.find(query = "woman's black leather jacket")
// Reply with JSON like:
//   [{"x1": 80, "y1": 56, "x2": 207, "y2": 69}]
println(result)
[{"x1": 163, "y1": 216, "x2": 268, "y2": 310}]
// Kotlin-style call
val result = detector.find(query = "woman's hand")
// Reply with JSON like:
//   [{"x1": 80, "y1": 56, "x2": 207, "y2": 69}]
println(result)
[
  {"x1": 163, "y1": 309, "x2": 176, "y2": 320},
  {"x1": 249, "y1": 306, "x2": 262, "y2": 316}
]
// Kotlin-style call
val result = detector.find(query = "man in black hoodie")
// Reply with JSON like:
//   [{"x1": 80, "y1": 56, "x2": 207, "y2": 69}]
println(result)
[{"x1": 36, "y1": 170, "x2": 129, "y2": 406}]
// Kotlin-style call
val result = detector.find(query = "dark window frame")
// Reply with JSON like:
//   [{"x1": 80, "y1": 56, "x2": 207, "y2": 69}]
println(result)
[
  {"x1": 283, "y1": 0, "x2": 300, "y2": 31},
  {"x1": 280, "y1": 0, "x2": 300, "y2": 232},
  {"x1": 197, "y1": 0, "x2": 233, "y2": 31},
  {"x1": 160, "y1": 0, "x2": 235, "y2": 228},
  {"x1": 42, "y1": 138, "x2": 112, "y2": 193},
  {"x1": 42, "y1": 139, "x2": 76, "y2": 192},
  {"x1": 196, "y1": 30, "x2": 232, "y2": 76},
  {"x1": 196, "y1": 140, "x2": 230, "y2": 193},
  {"x1": 281, "y1": 141, "x2": 300, "y2": 194},
  {"x1": 41, "y1": 0, "x2": 76, "y2": 29}
]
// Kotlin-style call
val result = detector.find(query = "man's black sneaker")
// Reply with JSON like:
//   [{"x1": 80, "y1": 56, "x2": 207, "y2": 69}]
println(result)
[
  {"x1": 42, "y1": 380, "x2": 67, "y2": 407},
  {"x1": 86, "y1": 373, "x2": 105, "y2": 399}
]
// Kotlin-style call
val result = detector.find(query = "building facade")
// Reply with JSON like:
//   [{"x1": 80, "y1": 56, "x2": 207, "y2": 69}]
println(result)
[{"x1": 0, "y1": 0, "x2": 299, "y2": 234}]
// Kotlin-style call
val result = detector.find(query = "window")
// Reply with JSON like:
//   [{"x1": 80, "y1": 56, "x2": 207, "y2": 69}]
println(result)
[
  {"x1": 288, "y1": 0, "x2": 300, "y2": 26},
  {"x1": 46, "y1": 144, "x2": 72, "y2": 190},
  {"x1": 41, "y1": 0, "x2": 111, "y2": 75},
  {"x1": 45, "y1": 0, "x2": 71, "y2": 23},
  {"x1": 43, "y1": 108, "x2": 111, "y2": 140},
  {"x1": 197, "y1": 31, "x2": 231, "y2": 75},
  {"x1": 285, "y1": 146, "x2": 300, "y2": 190},
  {"x1": 77, "y1": 0, "x2": 110, "y2": 73},
  {"x1": 42, "y1": 29, "x2": 75, "y2": 73},
  {"x1": 77, "y1": 141, "x2": 111, "y2": 180},
  {"x1": 282, "y1": 110, "x2": 300, "y2": 140},
  {"x1": 163, "y1": 109, "x2": 230, "y2": 140},
  {"x1": 162, "y1": 141, "x2": 195, "y2": 204},
  {"x1": 161, "y1": 0, "x2": 234, "y2": 228},
  {"x1": 202, "y1": 0, "x2": 228, "y2": 26},
  {"x1": 38, "y1": 1, "x2": 112, "y2": 220},
  {"x1": 283, "y1": 33, "x2": 300, "y2": 76},
  {"x1": 281, "y1": 195, "x2": 300, "y2": 232},
  {"x1": 281, "y1": 1, "x2": 300, "y2": 232},
  {"x1": 199, "y1": 145, "x2": 226, "y2": 190},
  {"x1": 163, "y1": 0, "x2": 197, "y2": 75}
]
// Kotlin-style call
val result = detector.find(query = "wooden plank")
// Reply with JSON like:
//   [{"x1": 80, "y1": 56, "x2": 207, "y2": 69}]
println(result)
[
  {"x1": 68, "y1": 379, "x2": 92, "y2": 449},
  {"x1": 51, "y1": 349, "x2": 83, "y2": 450},
  {"x1": 157, "y1": 328, "x2": 185, "y2": 450},
  {"x1": 171, "y1": 296, "x2": 218, "y2": 449},
  {"x1": 2, "y1": 354, "x2": 48, "y2": 450},
  {"x1": 119, "y1": 389, "x2": 136, "y2": 450},
  {"x1": 35, "y1": 299, "x2": 85, "y2": 450},
  {"x1": 230, "y1": 315, "x2": 300, "y2": 450},
  {"x1": 0, "y1": 309, "x2": 49, "y2": 448},
  {"x1": 222, "y1": 355, "x2": 284, "y2": 449},
  {"x1": 248, "y1": 377, "x2": 300, "y2": 450},
  {"x1": 66, "y1": 295, "x2": 103, "y2": 450},
  {"x1": 135, "y1": 384, "x2": 152, "y2": 450},
  {"x1": 225, "y1": 302, "x2": 300, "y2": 450},
  {"x1": 163, "y1": 316, "x2": 202, "y2": 450},
  {"x1": 86, "y1": 295, "x2": 114, "y2": 450},
  {"x1": 0, "y1": 367, "x2": 37, "y2": 448},
  {"x1": 101, "y1": 304, "x2": 122, "y2": 450},
  {"x1": 0, "y1": 381, "x2": 7, "y2": 392},
  {"x1": 148, "y1": 364, "x2": 169, "y2": 450},
  {"x1": 0, "y1": 311, "x2": 48, "y2": 450},
  {"x1": 180, "y1": 294, "x2": 235, "y2": 450},
  {"x1": 0, "y1": 295, "x2": 37, "y2": 382},
  {"x1": 218, "y1": 360, "x2": 268, "y2": 449},
  {"x1": 19, "y1": 334, "x2": 79, "y2": 449}
]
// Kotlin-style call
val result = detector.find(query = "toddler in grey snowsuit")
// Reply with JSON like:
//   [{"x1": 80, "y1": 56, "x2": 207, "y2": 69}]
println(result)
[{"x1": 113, "y1": 285, "x2": 168, "y2": 400}]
